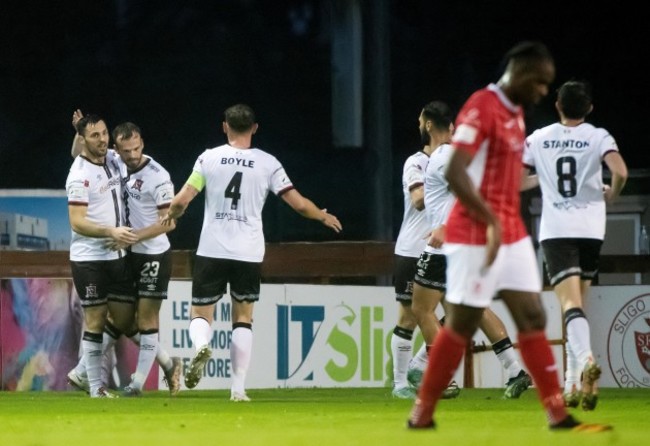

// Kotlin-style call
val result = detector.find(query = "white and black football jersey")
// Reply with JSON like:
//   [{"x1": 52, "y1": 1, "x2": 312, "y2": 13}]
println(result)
[
  {"x1": 395, "y1": 150, "x2": 430, "y2": 258},
  {"x1": 523, "y1": 122, "x2": 619, "y2": 241},
  {"x1": 120, "y1": 154, "x2": 174, "y2": 255},
  {"x1": 66, "y1": 150, "x2": 126, "y2": 261},
  {"x1": 422, "y1": 144, "x2": 455, "y2": 255},
  {"x1": 192, "y1": 144, "x2": 293, "y2": 262}
]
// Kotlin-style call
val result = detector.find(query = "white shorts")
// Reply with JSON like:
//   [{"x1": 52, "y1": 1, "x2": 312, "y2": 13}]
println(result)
[{"x1": 444, "y1": 236, "x2": 541, "y2": 308}]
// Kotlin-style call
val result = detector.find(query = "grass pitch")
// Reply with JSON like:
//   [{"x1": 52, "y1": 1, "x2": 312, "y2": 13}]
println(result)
[{"x1": 1, "y1": 387, "x2": 647, "y2": 446}]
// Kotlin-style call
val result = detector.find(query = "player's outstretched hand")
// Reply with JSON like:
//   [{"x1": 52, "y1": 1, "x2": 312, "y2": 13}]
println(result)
[
  {"x1": 72, "y1": 109, "x2": 84, "y2": 129},
  {"x1": 320, "y1": 209, "x2": 342, "y2": 233}
]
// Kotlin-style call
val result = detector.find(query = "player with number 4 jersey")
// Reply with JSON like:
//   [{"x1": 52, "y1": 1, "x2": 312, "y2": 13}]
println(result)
[
  {"x1": 162, "y1": 104, "x2": 342, "y2": 401},
  {"x1": 190, "y1": 143, "x2": 291, "y2": 262}
]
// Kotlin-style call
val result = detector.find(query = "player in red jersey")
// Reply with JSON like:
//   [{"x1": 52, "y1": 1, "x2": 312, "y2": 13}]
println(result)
[{"x1": 407, "y1": 41, "x2": 611, "y2": 432}]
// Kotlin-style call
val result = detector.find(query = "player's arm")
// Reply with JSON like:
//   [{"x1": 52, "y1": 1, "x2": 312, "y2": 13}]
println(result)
[
  {"x1": 445, "y1": 148, "x2": 500, "y2": 266},
  {"x1": 409, "y1": 184, "x2": 425, "y2": 211},
  {"x1": 428, "y1": 224, "x2": 446, "y2": 249},
  {"x1": 68, "y1": 205, "x2": 138, "y2": 244},
  {"x1": 520, "y1": 166, "x2": 539, "y2": 191},
  {"x1": 134, "y1": 207, "x2": 177, "y2": 240},
  {"x1": 280, "y1": 189, "x2": 342, "y2": 233},
  {"x1": 161, "y1": 179, "x2": 200, "y2": 225},
  {"x1": 603, "y1": 151, "x2": 628, "y2": 204},
  {"x1": 71, "y1": 109, "x2": 84, "y2": 157}
]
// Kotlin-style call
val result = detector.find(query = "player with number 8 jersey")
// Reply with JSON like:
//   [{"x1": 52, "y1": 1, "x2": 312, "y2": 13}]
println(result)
[{"x1": 522, "y1": 80, "x2": 628, "y2": 411}]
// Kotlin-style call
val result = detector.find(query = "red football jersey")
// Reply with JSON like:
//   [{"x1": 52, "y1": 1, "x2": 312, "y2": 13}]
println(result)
[{"x1": 445, "y1": 84, "x2": 528, "y2": 245}]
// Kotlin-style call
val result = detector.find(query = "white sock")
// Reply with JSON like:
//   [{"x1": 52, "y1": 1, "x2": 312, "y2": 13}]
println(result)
[
  {"x1": 130, "y1": 332, "x2": 158, "y2": 390},
  {"x1": 494, "y1": 345, "x2": 522, "y2": 380},
  {"x1": 564, "y1": 342, "x2": 580, "y2": 393},
  {"x1": 409, "y1": 344, "x2": 428, "y2": 371},
  {"x1": 189, "y1": 317, "x2": 212, "y2": 351},
  {"x1": 83, "y1": 336, "x2": 103, "y2": 396},
  {"x1": 231, "y1": 325, "x2": 253, "y2": 395},
  {"x1": 101, "y1": 331, "x2": 119, "y2": 387},
  {"x1": 566, "y1": 316, "x2": 593, "y2": 368},
  {"x1": 74, "y1": 354, "x2": 87, "y2": 377},
  {"x1": 390, "y1": 329, "x2": 413, "y2": 388},
  {"x1": 130, "y1": 332, "x2": 173, "y2": 372}
]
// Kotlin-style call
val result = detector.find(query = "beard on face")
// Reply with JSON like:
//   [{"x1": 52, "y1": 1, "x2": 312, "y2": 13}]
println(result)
[{"x1": 420, "y1": 127, "x2": 430, "y2": 146}]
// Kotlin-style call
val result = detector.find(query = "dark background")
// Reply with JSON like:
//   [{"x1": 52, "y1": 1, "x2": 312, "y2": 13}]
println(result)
[{"x1": 1, "y1": 0, "x2": 647, "y2": 249}]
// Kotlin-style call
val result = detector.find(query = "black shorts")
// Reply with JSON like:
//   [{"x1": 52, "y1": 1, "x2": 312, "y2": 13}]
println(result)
[
  {"x1": 192, "y1": 255, "x2": 261, "y2": 306},
  {"x1": 393, "y1": 254, "x2": 418, "y2": 302},
  {"x1": 71, "y1": 258, "x2": 136, "y2": 307},
  {"x1": 130, "y1": 250, "x2": 172, "y2": 299},
  {"x1": 541, "y1": 238, "x2": 603, "y2": 286},
  {"x1": 413, "y1": 252, "x2": 447, "y2": 291}
]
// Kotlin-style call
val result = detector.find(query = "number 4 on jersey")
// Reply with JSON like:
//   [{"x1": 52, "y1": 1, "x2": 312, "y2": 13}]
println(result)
[{"x1": 225, "y1": 171, "x2": 243, "y2": 209}]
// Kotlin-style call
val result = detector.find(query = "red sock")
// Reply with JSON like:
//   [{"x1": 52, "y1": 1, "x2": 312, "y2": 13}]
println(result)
[
  {"x1": 518, "y1": 330, "x2": 568, "y2": 424},
  {"x1": 417, "y1": 327, "x2": 467, "y2": 409}
]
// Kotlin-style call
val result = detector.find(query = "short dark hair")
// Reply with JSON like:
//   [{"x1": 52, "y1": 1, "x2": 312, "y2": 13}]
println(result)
[
  {"x1": 112, "y1": 122, "x2": 142, "y2": 142},
  {"x1": 421, "y1": 101, "x2": 453, "y2": 131},
  {"x1": 75, "y1": 114, "x2": 105, "y2": 136},
  {"x1": 503, "y1": 40, "x2": 554, "y2": 65},
  {"x1": 224, "y1": 104, "x2": 256, "y2": 133},
  {"x1": 557, "y1": 80, "x2": 592, "y2": 119}
]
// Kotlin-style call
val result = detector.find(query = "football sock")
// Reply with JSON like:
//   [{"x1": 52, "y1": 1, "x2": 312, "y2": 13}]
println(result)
[
  {"x1": 82, "y1": 331, "x2": 103, "y2": 395},
  {"x1": 492, "y1": 336, "x2": 523, "y2": 379},
  {"x1": 131, "y1": 330, "x2": 158, "y2": 390},
  {"x1": 391, "y1": 326, "x2": 414, "y2": 387},
  {"x1": 417, "y1": 327, "x2": 466, "y2": 409},
  {"x1": 231, "y1": 323, "x2": 253, "y2": 394},
  {"x1": 564, "y1": 342, "x2": 580, "y2": 393},
  {"x1": 518, "y1": 330, "x2": 567, "y2": 424},
  {"x1": 409, "y1": 343, "x2": 429, "y2": 370},
  {"x1": 130, "y1": 332, "x2": 173, "y2": 371},
  {"x1": 189, "y1": 317, "x2": 212, "y2": 351},
  {"x1": 565, "y1": 308, "x2": 593, "y2": 368}
]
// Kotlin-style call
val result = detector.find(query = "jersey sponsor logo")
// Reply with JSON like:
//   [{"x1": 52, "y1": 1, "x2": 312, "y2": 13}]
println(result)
[
  {"x1": 99, "y1": 177, "x2": 122, "y2": 194},
  {"x1": 215, "y1": 212, "x2": 248, "y2": 222},
  {"x1": 607, "y1": 293, "x2": 650, "y2": 388}
]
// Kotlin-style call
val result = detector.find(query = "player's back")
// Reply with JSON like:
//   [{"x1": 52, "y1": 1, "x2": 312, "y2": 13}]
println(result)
[
  {"x1": 524, "y1": 122, "x2": 615, "y2": 240},
  {"x1": 195, "y1": 144, "x2": 291, "y2": 262}
]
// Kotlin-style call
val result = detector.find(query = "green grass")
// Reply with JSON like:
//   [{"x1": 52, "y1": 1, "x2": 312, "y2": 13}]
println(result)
[{"x1": 1, "y1": 387, "x2": 647, "y2": 446}]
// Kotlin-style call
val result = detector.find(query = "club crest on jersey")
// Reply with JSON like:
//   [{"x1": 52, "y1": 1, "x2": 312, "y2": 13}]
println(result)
[{"x1": 132, "y1": 179, "x2": 144, "y2": 192}]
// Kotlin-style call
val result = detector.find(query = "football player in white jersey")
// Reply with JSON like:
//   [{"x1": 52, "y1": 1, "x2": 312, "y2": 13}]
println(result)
[
  {"x1": 66, "y1": 114, "x2": 139, "y2": 398},
  {"x1": 162, "y1": 104, "x2": 342, "y2": 401},
  {"x1": 110, "y1": 122, "x2": 182, "y2": 397},
  {"x1": 389, "y1": 103, "x2": 436, "y2": 399},
  {"x1": 407, "y1": 102, "x2": 531, "y2": 400},
  {"x1": 522, "y1": 80, "x2": 628, "y2": 410},
  {"x1": 67, "y1": 113, "x2": 181, "y2": 397}
]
